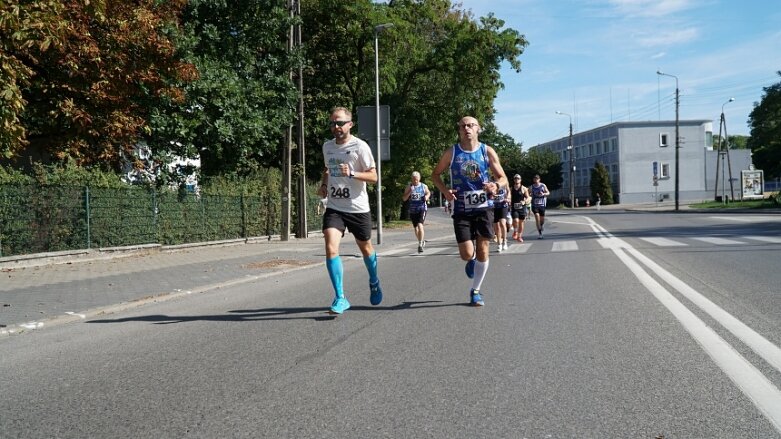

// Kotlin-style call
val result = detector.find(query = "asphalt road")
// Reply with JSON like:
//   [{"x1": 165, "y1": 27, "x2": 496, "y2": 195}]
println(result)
[{"x1": 2, "y1": 208, "x2": 780, "y2": 438}]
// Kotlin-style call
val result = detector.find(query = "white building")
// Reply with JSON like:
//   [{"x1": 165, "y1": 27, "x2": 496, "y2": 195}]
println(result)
[{"x1": 532, "y1": 120, "x2": 752, "y2": 204}]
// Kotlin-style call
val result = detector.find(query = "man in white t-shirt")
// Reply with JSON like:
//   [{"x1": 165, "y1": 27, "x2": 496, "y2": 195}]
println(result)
[{"x1": 317, "y1": 107, "x2": 382, "y2": 314}]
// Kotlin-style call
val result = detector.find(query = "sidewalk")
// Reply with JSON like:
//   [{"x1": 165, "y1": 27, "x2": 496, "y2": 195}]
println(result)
[{"x1": 0, "y1": 210, "x2": 454, "y2": 337}]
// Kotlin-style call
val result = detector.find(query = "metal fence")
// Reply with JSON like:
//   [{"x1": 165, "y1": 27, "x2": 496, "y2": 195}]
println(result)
[{"x1": 0, "y1": 184, "x2": 322, "y2": 257}]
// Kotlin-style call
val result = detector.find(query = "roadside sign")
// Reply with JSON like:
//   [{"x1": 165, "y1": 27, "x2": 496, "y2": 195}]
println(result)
[{"x1": 741, "y1": 169, "x2": 764, "y2": 200}]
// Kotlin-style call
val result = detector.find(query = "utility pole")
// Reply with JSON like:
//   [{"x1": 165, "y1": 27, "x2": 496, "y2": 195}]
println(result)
[
  {"x1": 556, "y1": 111, "x2": 574, "y2": 208},
  {"x1": 294, "y1": 0, "x2": 307, "y2": 238},
  {"x1": 280, "y1": 0, "x2": 294, "y2": 241},
  {"x1": 374, "y1": 23, "x2": 393, "y2": 245},
  {"x1": 657, "y1": 71, "x2": 679, "y2": 211},
  {"x1": 714, "y1": 98, "x2": 735, "y2": 203}
]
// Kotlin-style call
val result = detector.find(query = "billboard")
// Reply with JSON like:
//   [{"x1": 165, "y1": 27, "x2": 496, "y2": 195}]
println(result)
[{"x1": 741, "y1": 169, "x2": 764, "y2": 200}]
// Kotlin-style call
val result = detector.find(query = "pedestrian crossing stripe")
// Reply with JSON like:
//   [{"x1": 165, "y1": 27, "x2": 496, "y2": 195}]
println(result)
[
  {"x1": 691, "y1": 237, "x2": 745, "y2": 245},
  {"x1": 503, "y1": 243, "x2": 531, "y2": 254},
  {"x1": 745, "y1": 235, "x2": 781, "y2": 244},
  {"x1": 639, "y1": 237, "x2": 688, "y2": 247},
  {"x1": 551, "y1": 241, "x2": 578, "y2": 252},
  {"x1": 380, "y1": 235, "x2": 780, "y2": 257}
]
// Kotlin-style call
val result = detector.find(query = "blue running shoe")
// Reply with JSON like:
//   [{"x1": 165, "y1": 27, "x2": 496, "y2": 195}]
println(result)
[
  {"x1": 369, "y1": 280, "x2": 383, "y2": 305},
  {"x1": 470, "y1": 289, "x2": 484, "y2": 306},
  {"x1": 465, "y1": 258, "x2": 476, "y2": 279},
  {"x1": 329, "y1": 297, "x2": 351, "y2": 314}
]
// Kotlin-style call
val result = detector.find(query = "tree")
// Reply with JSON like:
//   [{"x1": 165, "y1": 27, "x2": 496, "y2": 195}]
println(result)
[
  {"x1": 149, "y1": 0, "x2": 300, "y2": 177},
  {"x1": 518, "y1": 148, "x2": 562, "y2": 192},
  {"x1": 298, "y1": 0, "x2": 528, "y2": 219},
  {"x1": 480, "y1": 123, "x2": 524, "y2": 175},
  {"x1": 747, "y1": 71, "x2": 781, "y2": 180},
  {"x1": 1, "y1": 0, "x2": 65, "y2": 158},
  {"x1": 3, "y1": 0, "x2": 195, "y2": 170},
  {"x1": 590, "y1": 162, "x2": 613, "y2": 205}
]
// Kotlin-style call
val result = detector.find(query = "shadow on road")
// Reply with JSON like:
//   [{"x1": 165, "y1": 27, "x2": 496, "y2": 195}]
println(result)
[{"x1": 87, "y1": 300, "x2": 469, "y2": 324}]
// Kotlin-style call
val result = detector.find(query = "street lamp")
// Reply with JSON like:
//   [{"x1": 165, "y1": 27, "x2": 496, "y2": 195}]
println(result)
[
  {"x1": 374, "y1": 23, "x2": 393, "y2": 245},
  {"x1": 556, "y1": 111, "x2": 574, "y2": 208},
  {"x1": 656, "y1": 71, "x2": 680, "y2": 211}
]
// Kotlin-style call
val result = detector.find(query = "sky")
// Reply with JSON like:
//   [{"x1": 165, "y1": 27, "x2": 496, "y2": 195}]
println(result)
[{"x1": 454, "y1": 0, "x2": 781, "y2": 149}]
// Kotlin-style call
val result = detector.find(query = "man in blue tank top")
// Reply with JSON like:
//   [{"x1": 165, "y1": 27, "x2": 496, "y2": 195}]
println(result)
[
  {"x1": 402, "y1": 171, "x2": 431, "y2": 253},
  {"x1": 431, "y1": 116, "x2": 508, "y2": 306}
]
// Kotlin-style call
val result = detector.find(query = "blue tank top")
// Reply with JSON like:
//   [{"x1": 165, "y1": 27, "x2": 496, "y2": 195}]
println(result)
[
  {"x1": 494, "y1": 186, "x2": 508, "y2": 208},
  {"x1": 408, "y1": 183, "x2": 428, "y2": 213},
  {"x1": 450, "y1": 143, "x2": 493, "y2": 214},
  {"x1": 531, "y1": 183, "x2": 548, "y2": 207}
]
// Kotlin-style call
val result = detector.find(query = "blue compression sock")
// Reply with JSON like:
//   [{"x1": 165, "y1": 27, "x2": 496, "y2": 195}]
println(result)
[
  {"x1": 363, "y1": 252, "x2": 379, "y2": 284},
  {"x1": 326, "y1": 256, "x2": 344, "y2": 298}
]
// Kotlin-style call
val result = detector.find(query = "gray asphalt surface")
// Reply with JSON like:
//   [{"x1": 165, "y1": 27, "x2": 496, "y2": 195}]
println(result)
[{"x1": 2, "y1": 206, "x2": 781, "y2": 438}]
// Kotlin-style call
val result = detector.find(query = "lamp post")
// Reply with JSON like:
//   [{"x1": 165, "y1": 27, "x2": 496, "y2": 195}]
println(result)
[
  {"x1": 656, "y1": 71, "x2": 680, "y2": 211},
  {"x1": 374, "y1": 23, "x2": 393, "y2": 245},
  {"x1": 556, "y1": 111, "x2": 574, "y2": 208}
]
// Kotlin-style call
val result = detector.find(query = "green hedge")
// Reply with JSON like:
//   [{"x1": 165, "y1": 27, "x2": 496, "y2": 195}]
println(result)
[{"x1": 0, "y1": 165, "x2": 324, "y2": 257}]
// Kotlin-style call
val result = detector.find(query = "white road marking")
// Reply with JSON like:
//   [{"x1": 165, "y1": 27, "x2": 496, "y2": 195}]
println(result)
[
  {"x1": 639, "y1": 237, "x2": 688, "y2": 247},
  {"x1": 503, "y1": 243, "x2": 531, "y2": 254},
  {"x1": 64, "y1": 312, "x2": 86, "y2": 319},
  {"x1": 551, "y1": 241, "x2": 578, "y2": 252},
  {"x1": 692, "y1": 237, "x2": 746, "y2": 245},
  {"x1": 379, "y1": 247, "x2": 413, "y2": 257},
  {"x1": 414, "y1": 247, "x2": 451, "y2": 256},
  {"x1": 745, "y1": 236, "x2": 781, "y2": 244},
  {"x1": 586, "y1": 216, "x2": 781, "y2": 432},
  {"x1": 710, "y1": 216, "x2": 781, "y2": 223}
]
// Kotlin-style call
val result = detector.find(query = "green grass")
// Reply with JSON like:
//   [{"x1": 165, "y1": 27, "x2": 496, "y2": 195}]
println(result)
[
  {"x1": 689, "y1": 198, "x2": 778, "y2": 209},
  {"x1": 382, "y1": 220, "x2": 412, "y2": 229}
]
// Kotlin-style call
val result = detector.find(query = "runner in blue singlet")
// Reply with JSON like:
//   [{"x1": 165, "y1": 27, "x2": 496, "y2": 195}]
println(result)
[
  {"x1": 432, "y1": 116, "x2": 508, "y2": 307},
  {"x1": 529, "y1": 174, "x2": 550, "y2": 239},
  {"x1": 402, "y1": 171, "x2": 431, "y2": 253}
]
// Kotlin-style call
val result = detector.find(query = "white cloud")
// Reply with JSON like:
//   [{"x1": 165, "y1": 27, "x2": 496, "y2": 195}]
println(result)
[
  {"x1": 636, "y1": 27, "x2": 699, "y2": 47},
  {"x1": 605, "y1": 0, "x2": 699, "y2": 17}
]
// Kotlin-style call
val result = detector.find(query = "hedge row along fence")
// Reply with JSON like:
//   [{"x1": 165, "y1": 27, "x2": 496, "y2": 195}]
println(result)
[{"x1": 0, "y1": 184, "x2": 322, "y2": 257}]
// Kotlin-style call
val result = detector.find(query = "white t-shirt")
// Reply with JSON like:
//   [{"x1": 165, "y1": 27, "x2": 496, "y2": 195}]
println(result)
[{"x1": 322, "y1": 136, "x2": 375, "y2": 213}]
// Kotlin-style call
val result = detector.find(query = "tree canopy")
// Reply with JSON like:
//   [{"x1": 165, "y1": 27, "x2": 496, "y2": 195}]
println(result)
[
  {"x1": 748, "y1": 71, "x2": 781, "y2": 180},
  {"x1": 1, "y1": 0, "x2": 195, "y2": 170},
  {"x1": 3, "y1": 0, "x2": 529, "y2": 212}
]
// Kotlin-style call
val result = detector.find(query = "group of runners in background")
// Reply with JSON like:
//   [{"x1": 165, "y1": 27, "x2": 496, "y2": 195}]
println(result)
[{"x1": 317, "y1": 107, "x2": 549, "y2": 314}]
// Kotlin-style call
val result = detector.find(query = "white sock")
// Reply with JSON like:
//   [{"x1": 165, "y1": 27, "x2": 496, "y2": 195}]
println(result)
[{"x1": 471, "y1": 260, "x2": 489, "y2": 291}]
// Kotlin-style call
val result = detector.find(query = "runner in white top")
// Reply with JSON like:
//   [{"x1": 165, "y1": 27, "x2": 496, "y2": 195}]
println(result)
[{"x1": 318, "y1": 107, "x2": 383, "y2": 314}]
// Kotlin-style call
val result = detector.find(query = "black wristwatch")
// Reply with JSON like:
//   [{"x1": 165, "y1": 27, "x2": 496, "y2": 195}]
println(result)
[{"x1": 349, "y1": 170, "x2": 355, "y2": 179}]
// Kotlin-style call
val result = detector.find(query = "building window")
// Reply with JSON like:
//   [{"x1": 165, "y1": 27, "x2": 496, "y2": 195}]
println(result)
[
  {"x1": 661, "y1": 162, "x2": 670, "y2": 178},
  {"x1": 660, "y1": 133, "x2": 669, "y2": 147},
  {"x1": 706, "y1": 131, "x2": 713, "y2": 149}
]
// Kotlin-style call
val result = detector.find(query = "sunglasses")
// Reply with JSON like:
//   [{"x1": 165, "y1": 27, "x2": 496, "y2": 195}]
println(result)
[{"x1": 329, "y1": 120, "x2": 351, "y2": 127}]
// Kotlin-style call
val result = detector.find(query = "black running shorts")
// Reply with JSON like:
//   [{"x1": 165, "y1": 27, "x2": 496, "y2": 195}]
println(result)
[
  {"x1": 452, "y1": 210, "x2": 495, "y2": 243},
  {"x1": 410, "y1": 210, "x2": 427, "y2": 227},
  {"x1": 322, "y1": 208, "x2": 373, "y2": 242}
]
